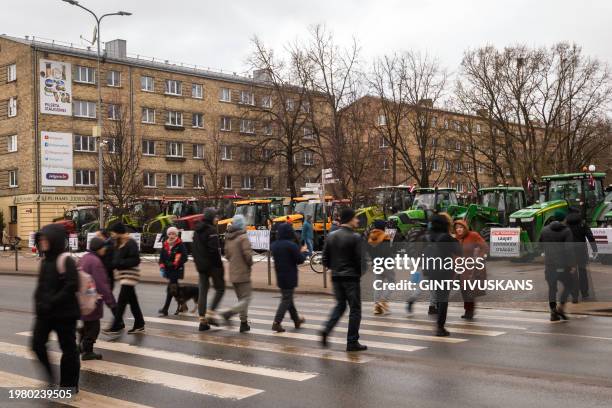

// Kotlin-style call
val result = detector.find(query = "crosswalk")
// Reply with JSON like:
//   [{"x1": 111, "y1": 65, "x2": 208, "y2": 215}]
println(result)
[{"x1": 0, "y1": 296, "x2": 584, "y2": 406}]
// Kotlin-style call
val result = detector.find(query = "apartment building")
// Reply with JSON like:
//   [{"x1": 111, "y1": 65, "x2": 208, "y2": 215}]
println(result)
[{"x1": 0, "y1": 35, "x2": 320, "y2": 237}]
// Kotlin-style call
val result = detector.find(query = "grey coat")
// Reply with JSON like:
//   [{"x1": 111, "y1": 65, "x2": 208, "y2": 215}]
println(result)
[{"x1": 224, "y1": 227, "x2": 253, "y2": 283}]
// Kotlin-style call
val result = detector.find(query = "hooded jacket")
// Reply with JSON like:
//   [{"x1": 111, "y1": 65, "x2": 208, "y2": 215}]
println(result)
[
  {"x1": 539, "y1": 220, "x2": 576, "y2": 272},
  {"x1": 453, "y1": 220, "x2": 488, "y2": 258},
  {"x1": 224, "y1": 226, "x2": 253, "y2": 283},
  {"x1": 79, "y1": 251, "x2": 116, "y2": 321},
  {"x1": 271, "y1": 223, "x2": 307, "y2": 289},
  {"x1": 33, "y1": 224, "x2": 80, "y2": 320},
  {"x1": 192, "y1": 218, "x2": 223, "y2": 272}
]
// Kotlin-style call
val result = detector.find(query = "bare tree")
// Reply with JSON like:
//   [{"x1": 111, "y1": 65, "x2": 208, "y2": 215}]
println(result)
[
  {"x1": 369, "y1": 51, "x2": 449, "y2": 187},
  {"x1": 99, "y1": 102, "x2": 142, "y2": 215},
  {"x1": 198, "y1": 130, "x2": 226, "y2": 205}
]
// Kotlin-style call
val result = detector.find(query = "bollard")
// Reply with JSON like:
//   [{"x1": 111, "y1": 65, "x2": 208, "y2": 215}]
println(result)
[
  {"x1": 14, "y1": 245, "x2": 18, "y2": 272},
  {"x1": 267, "y1": 250, "x2": 272, "y2": 285},
  {"x1": 323, "y1": 266, "x2": 327, "y2": 288}
]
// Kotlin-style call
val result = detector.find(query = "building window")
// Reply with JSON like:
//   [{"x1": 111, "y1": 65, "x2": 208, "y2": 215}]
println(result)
[
  {"x1": 192, "y1": 113, "x2": 204, "y2": 128},
  {"x1": 7, "y1": 64, "x2": 16, "y2": 82},
  {"x1": 74, "y1": 135, "x2": 97, "y2": 152},
  {"x1": 431, "y1": 116, "x2": 437, "y2": 127},
  {"x1": 456, "y1": 183, "x2": 464, "y2": 193},
  {"x1": 193, "y1": 174, "x2": 205, "y2": 189},
  {"x1": 380, "y1": 137, "x2": 388, "y2": 148},
  {"x1": 240, "y1": 119, "x2": 255, "y2": 134},
  {"x1": 303, "y1": 126, "x2": 314, "y2": 139},
  {"x1": 444, "y1": 119, "x2": 449, "y2": 129},
  {"x1": 166, "y1": 111, "x2": 183, "y2": 126},
  {"x1": 263, "y1": 123, "x2": 273, "y2": 136},
  {"x1": 432, "y1": 160, "x2": 439, "y2": 171},
  {"x1": 263, "y1": 176, "x2": 272, "y2": 190},
  {"x1": 285, "y1": 99, "x2": 295, "y2": 111},
  {"x1": 220, "y1": 116, "x2": 232, "y2": 131},
  {"x1": 106, "y1": 70, "x2": 121, "y2": 87},
  {"x1": 455, "y1": 161, "x2": 463, "y2": 173},
  {"x1": 241, "y1": 175, "x2": 254, "y2": 190},
  {"x1": 8, "y1": 170, "x2": 17, "y2": 188},
  {"x1": 8, "y1": 97, "x2": 17, "y2": 117},
  {"x1": 165, "y1": 79, "x2": 182, "y2": 96},
  {"x1": 7, "y1": 135, "x2": 17, "y2": 152},
  {"x1": 219, "y1": 88, "x2": 232, "y2": 102},
  {"x1": 9, "y1": 206, "x2": 17, "y2": 223},
  {"x1": 303, "y1": 150, "x2": 314, "y2": 166},
  {"x1": 142, "y1": 140, "x2": 156, "y2": 155},
  {"x1": 241, "y1": 147, "x2": 254, "y2": 162},
  {"x1": 475, "y1": 124, "x2": 482, "y2": 133},
  {"x1": 221, "y1": 145, "x2": 232, "y2": 160},
  {"x1": 166, "y1": 173, "x2": 184, "y2": 188},
  {"x1": 143, "y1": 172, "x2": 156, "y2": 187},
  {"x1": 301, "y1": 101, "x2": 311, "y2": 113},
  {"x1": 223, "y1": 175, "x2": 232, "y2": 189},
  {"x1": 478, "y1": 164, "x2": 485, "y2": 174},
  {"x1": 166, "y1": 141, "x2": 183, "y2": 157},
  {"x1": 445, "y1": 160, "x2": 452, "y2": 171},
  {"x1": 107, "y1": 104, "x2": 120, "y2": 120},
  {"x1": 465, "y1": 162, "x2": 472, "y2": 173},
  {"x1": 378, "y1": 114, "x2": 387, "y2": 126},
  {"x1": 262, "y1": 148, "x2": 273, "y2": 161},
  {"x1": 73, "y1": 100, "x2": 96, "y2": 118},
  {"x1": 75, "y1": 66, "x2": 95, "y2": 84},
  {"x1": 103, "y1": 138, "x2": 115, "y2": 154},
  {"x1": 192, "y1": 83, "x2": 203, "y2": 99},
  {"x1": 141, "y1": 76, "x2": 154, "y2": 92},
  {"x1": 75, "y1": 169, "x2": 96, "y2": 186},
  {"x1": 261, "y1": 95, "x2": 272, "y2": 108},
  {"x1": 382, "y1": 157, "x2": 389, "y2": 171},
  {"x1": 141, "y1": 107, "x2": 155, "y2": 124},
  {"x1": 193, "y1": 144, "x2": 204, "y2": 159},
  {"x1": 240, "y1": 90, "x2": 255, "y2": 105},
  {"x1": 455, "y1": 141, "x2": 462, "y2": 151}
]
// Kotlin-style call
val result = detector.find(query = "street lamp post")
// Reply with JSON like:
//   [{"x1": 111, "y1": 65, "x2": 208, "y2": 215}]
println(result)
[{"x1": 61, "y1": 0, "x2": 131, "y2": 228}]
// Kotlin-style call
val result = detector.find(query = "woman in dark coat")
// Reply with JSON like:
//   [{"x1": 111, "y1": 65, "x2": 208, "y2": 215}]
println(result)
[
  {"x1": 158, "y1": 226, "x2": 188, "y2": 315},
  {"x1": 270, "y1": 223, "x2": 308, "y2": 332}
]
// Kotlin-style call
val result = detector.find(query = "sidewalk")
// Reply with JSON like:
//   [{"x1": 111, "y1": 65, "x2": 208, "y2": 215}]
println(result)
[{"x1": 0, "y1": 251, "x2": 333, "y2": 295}]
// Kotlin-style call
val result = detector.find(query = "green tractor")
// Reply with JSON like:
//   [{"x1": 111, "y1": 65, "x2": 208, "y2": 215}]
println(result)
[
  {"x1": 454, "y1": 186, "x2": 527, "y2": 242},
  {"x1": 387, "y1": 187, "x2": 462, "y2": 241},
  {"x1": 355, "y1": 185, "x2": 415, "y2": 233},
  {"x1": 509, "y1": 171, "x2": 610, "y2": 255},
  {"x1": 140, "y1": 198, "x2": 202, "y2": 251}
]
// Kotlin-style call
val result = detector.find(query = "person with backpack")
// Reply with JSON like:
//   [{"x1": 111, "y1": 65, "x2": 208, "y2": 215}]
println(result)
[
  {"x1": 31, "y1": 224, "x2": 80, "y2": 390},
  {"x1": 192, "y1": 208, "x2": 225, "y2": 331},
  {"x1": 422, "y1": 214, "x2": 461, "y2": 336},
  {"x1": 158, "y1": 227, "x2": 188, "y2": 316},
  {"x1": 221, "y1": 215, "x2": 253, "y2": 333},
  {"x1": 270, "y1": 223, "x2": 308, "y2": 332},
  {"x1": 103, "y1": 223, "x2": 144, "y2": 335},
  {"x1": 78, "y1": 237, "x2": 116, "y2": 360}
]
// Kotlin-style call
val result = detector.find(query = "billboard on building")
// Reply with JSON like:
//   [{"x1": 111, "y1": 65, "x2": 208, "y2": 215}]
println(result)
[
  {"x1": 39, "y1": 59, "x2": 72, "y2": 116},
  {"x1": 41, "y1": 131, "x2": 73, "y2": 186}
]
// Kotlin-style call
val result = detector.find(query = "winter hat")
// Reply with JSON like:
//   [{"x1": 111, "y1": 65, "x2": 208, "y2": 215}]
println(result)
[
  {"x1": 373, "y1": 220, "x2": 387, "y2": 230},
  {"x1": 89, "y1": 237, "x2": 105, "y2": 252},
  {"x1": 231, "y1": 214, "x2": 246, "y2": 230},
  {"x1": 109, "y1": 222, "x2": 127, "y2": 234},
  {"x1": 166, "y1": 226, "x2": 179, "y2": 235},
  {"x1": 203, "y1": 208, "x2": 217, "y2": 222},
  {"x1": 339, "y1": 208, "x2": 356, "y2": 224},
  {"x1": 552, "y1": 209, "x2": 566, "y2": 222}
]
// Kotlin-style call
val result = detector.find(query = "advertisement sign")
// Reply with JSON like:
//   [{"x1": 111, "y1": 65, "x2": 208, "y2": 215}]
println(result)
[
  {"x1": 39, "y1": 59, "x2": 72, "y2": 116},
  {"x1": 41, "y1": 131, "x2": 73, "y2": 186},
  {"x1": 247, "y1": 229, "x2": 270, "y2": 250},
  {"x1": 28, "y1": 232, "x2": 37, "y2": 249},
  {"x1": 490, "y1": 228, "x2": 521, "y2": 257},
  {"x1": 592, "y1": 228, "x2": 612, "y2": 255},
  {"x1": 68, "y1": 233, "x2": 78, "y2": 251}
]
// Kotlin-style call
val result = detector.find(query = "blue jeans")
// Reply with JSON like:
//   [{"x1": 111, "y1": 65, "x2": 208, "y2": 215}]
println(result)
[
  {"x1": 304, "y1": 238, "x2": 314, "y2": 257},
  {"x1": 324, "y1": 280, "x2": 361, "y2": 343}
]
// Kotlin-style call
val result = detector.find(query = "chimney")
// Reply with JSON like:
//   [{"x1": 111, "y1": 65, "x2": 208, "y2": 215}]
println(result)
[
  {"x1": 476, "y1": 108, "x2": 489, "y2": 118},
  {"x1": 106, "y1": 39, "x2": 127, "y2": 59},
  {"x1": 418, "y1": 99, "x2": 433, "y2": 108},
  {"x1": 253, "y1": 69, "x2": 273, "y2": 83}
]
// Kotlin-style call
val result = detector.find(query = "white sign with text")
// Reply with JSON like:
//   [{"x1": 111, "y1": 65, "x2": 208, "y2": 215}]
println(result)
[{"x1": 490, "y1": 228, "x2": 521, "y2": 257}]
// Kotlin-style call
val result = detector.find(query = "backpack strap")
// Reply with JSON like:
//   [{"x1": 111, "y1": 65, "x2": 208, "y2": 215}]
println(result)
[{"x1": 55, "y1": 252, "x2": 71, "y2": 274}]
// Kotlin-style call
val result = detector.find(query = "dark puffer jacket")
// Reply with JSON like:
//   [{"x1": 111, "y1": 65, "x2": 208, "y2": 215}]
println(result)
[
  {"x1": 33, "y1": 224, "x2": 80, "y2": 320},
  {"x1": 271, "y1": 223, "x2": 307, "y2": 289},
  {"x1": 192, "y1": 219, "x2": 223, "y2": 273}
]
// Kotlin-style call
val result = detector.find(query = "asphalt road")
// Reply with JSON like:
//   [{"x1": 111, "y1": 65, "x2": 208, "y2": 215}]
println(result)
[{"x1": 1, "y1": 276, "x2": 612, "y2": 407}]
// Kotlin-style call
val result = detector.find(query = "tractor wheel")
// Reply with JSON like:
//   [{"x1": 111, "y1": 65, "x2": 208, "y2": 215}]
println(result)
[
  {"x1": 479, "y1": 227, "x2": 491, "y2": 243},
  {"x1": 405, "y1": 226, "x2": 427, "y2": 242}
]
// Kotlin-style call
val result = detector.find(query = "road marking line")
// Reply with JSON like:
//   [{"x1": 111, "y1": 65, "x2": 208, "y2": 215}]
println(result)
[
  {"x1": 141, "y1": 316, "x2": 426, "y2": 352},
  {"x1": 141, "y1": 327, "x2": 372, "y2": 363},
  {"x1": 0, "y1": 370, "x2": 153, "y2": 408},
  {"x1": 0, "y1": 341, "x2": 262, "y2": 400},
  {"x1": 16, "y1": 332, "x2": 316, "y2": 382},
  {"x1": 526, "y1": 331, "x2": 612, "y2": 341},
  {"x1": 243, "y1": 317, "x2": 467, "y2": 343},
  {"x1": 246, "y1": 307, "x2": 505, "y2": 336}
]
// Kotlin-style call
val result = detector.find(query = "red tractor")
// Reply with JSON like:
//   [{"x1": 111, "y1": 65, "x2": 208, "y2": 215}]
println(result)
[{"x1": 53, "y1": 206, "x2": 99, "y2": 235}]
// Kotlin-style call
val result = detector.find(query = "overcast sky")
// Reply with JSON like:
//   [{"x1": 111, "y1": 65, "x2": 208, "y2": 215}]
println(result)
[{"x1": 3, "y1": 0, "x2": 611, "y2": 76}]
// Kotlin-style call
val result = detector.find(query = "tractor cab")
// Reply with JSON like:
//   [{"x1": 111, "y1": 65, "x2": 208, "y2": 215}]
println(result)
[
  {"x1": 219, "y1": 199, "x2": 273, "y2": 230},
  {"x1": 54, "y1": 206, "x2": 98, "y2": 234},
  {"x1": 478, "y1": 186, "x2": 526, "y2": 226}
]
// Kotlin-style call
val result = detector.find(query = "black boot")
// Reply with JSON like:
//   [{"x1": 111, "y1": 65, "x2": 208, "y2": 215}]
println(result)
[
  {"x1": 81, "y1": 351, "x2": 102, "y2": 361},
  {"x1": 436, "y1": 327, "x2": 450, "y2": 337},
  {"x1": 550, "y1": 311, "x2": 560, "y2": 321},
  {"x1": 428, "y1": 305, "x2": 438, "y2": 315},
  {"x1": 461, "y1": 310, "x2": 474, "y2": 320},
  {"x1": 158, "y1": 308, "x2": 168, "y2": 317},
  {"x1": 556, "y1": 306, "x2": 569, "y2": 320},
  {"x1": 346, "y1": 342, "x2": 368, "y2": 352},
  {"x1": 239, "y1": 321, "x2": 250, "y2": 333},
  {"x1": 272, "y1": 322, "x2": 285, "y2": 333}
]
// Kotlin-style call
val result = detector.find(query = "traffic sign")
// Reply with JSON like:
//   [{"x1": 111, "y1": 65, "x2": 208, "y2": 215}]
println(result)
[{"x1": 305, "y1": 183, "x2": 321, "y2": 188}]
